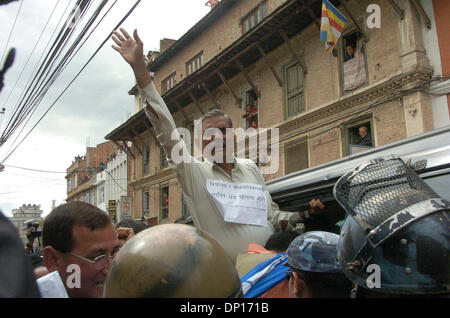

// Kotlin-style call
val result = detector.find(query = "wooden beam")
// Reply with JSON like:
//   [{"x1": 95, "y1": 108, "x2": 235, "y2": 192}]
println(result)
[
  {"x1": 121, "y1": 140, "x2": 135, "y2": 159},
  {"x1": 386, "y1": 0, "x2": 404, "y2": 20},
  {"x1": 202, "y1": 83, "x2": 220, "y2": 109},
  {"x1": 188, "y1": 91, "x2": 205, "y2": 115},
  {"x1": 279, "y1": 28, "x2": 307, "y2": 74},
  {"x1": 410, "y1": 0, "x2": 431, "y2": 29},
  {"x1": 235, "y1": 59, "x2": 260, "y2": 98},
  {"x1": 131, "y1": 128, "x2": 148, "y2": 150},
  {"x1": 174, "y1": 100, "x2": 189, "y2": 121},
  {"x1": 126, "y1": 133, "x2": 143, "y2": 155},
  {"x1": 256, "y1": 44, "x2": 283, "y2": 87},
  {"x1": 218, "y1": 71, "x2": 241, "y2": 104},
  {"x1": 298, "y1": 1, "x2": 320, "y2": 31},
  {"x1": 112, "y1": 140, "x2": 124, "y2": 152},
  {"x1": 143, "y1": 120, "x2": 159, "y2": 146},
  {"x1": 340, "y1": 0, "x2": 368, "y2": 42}
]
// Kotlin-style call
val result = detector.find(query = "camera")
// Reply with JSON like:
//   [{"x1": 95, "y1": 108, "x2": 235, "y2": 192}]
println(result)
[{"x1": 24, "y1": 219, "x2": 42, "y2": 238}]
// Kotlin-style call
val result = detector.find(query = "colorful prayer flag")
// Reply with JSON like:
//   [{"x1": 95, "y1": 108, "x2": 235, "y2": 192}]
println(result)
[{"x1": 320, "y1": 0, "x2": 347, "y2": 52}]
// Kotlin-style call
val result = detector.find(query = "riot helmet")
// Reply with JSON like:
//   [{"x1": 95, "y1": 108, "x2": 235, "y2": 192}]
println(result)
[
  {"x1": 334, "y1": 156, "x2": 450, "y2": 295},
  {"x1": 104, "y1": 223, "x2": 243, "y2": 298}
]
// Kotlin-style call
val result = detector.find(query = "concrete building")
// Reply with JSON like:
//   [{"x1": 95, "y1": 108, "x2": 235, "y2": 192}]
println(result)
[
  {"x1": 9, "y1": 204, "x2": 43, "y2": 246},
  {"x1": 66, "y1": 141, "x2": 116, "y2": 204},
  {"x1": 105, "y1": 0, "x2": 447, "y2": 224}
]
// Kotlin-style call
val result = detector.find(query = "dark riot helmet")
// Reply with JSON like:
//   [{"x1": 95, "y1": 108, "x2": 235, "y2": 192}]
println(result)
[
  {"x1": 334, "y1": 156, "x2": 450, "y2": 295},
  {"x1": 103, "y1": 223, "x2": 243, "y2": 298}
]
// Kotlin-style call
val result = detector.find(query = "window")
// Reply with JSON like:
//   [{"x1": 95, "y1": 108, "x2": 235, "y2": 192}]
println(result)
[
  {"x1": 241, "y1": 1, "x2": 267, "y2": 34},
  {"x1": 181, "y1": 194, "x2": 190, "y2": 217},
  {"x1": 143, "y1": 190, "x2": 150, "y2": 216},
  {"x1": 186, "y1": 51, "x2": 204, "y2": 76},
  {"x1": 285, "y1": 138, "x2": 309, "y2": 174},
  {"x1": 341, "y1": 31, "x2": 368, "y2": 93},
  {"x1": 143, "y1": 145, "x2": 150, "y2": 175},
  {"x1": 161, "y1": 147, "x2": 168, "y2": 169},
  {"x1": 183, "y1": 118, "x2": 194, "y2": 155},
  {"x1": 284, "y1": 61, "x2": 305, "y2": 118},
  {"x1": 242, "y1": 88, "x2": 258, "y2": 129},
  {"x1": 74, "y1": 175, "x2": 78, "y2": 188},
  {"x1": 161, "y1": 72, "x2": 176, "y2": 94},
  {"x1": 160, "y1": 186, "x2": 169, "y2": 220},
  {"x1": 342, "y1": 119, "x2": 374, "y2": 156},
  {"x1": 99, "y1": 187, "x2": 104, "y2": 204}
]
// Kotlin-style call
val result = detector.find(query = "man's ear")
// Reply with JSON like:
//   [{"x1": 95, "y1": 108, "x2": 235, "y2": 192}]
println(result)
[
  {"x1": 292, "y1": 271, "x2": 306, "y2": 298},
  {"x1": 43, "y1": 246, "x2": 63, "y2": 272}
]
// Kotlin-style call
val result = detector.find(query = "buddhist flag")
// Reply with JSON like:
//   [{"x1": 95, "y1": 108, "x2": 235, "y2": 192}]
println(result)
[{"x1": 320, "y1": 0, "x2": 347, "y2": 52}]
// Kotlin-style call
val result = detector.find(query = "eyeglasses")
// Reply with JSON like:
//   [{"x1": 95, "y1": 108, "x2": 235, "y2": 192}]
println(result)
[
  {"x1": 285, "y1": 269, "x2": 293, "y2": 279},
  {"x1": 65, "y1": 250, "x2": 119, "y2": 270}
]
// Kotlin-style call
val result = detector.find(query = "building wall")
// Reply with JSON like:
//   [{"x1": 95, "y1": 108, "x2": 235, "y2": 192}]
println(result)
[
  {"x1": 422, "y1": 0, "x2": 450, "y2": 127},
  {"x1": 9, "y1": 204, "x2": 44, "y2": 246}
]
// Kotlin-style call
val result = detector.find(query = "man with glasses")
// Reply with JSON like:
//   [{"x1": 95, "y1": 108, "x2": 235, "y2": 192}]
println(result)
[
  {"x1": 43, "y1": 201, "x2": 119, "y2": 298},
  {"x1": 286, "y1": 231, "x2": 351, "y2": 298}
]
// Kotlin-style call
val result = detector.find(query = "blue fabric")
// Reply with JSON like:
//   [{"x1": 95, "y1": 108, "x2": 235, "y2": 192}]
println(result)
[{"x1": 240, "y1": 253, "x2": 289, "y2": 298}]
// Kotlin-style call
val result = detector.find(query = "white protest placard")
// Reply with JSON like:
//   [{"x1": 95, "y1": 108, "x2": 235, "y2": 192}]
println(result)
[
  {"x1": 36, "y1": 271, "x2": 68, "y2": 298},
  {"x1": 206, "y1": 179, "x2": 267, "y2": 227}
]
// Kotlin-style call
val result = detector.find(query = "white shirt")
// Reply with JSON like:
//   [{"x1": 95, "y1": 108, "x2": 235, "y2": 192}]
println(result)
[{"x1": 139, "y1": 82, "x2": 294, "y2": 262}]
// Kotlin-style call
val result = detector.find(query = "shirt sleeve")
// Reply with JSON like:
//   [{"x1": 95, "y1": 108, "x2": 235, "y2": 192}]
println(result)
[
  {"x1": 247, "y1": 159, "x2": 302, "y2": 231},
  {"x1": 138, "y1": 82, "x2": 195, "y2": 196}
]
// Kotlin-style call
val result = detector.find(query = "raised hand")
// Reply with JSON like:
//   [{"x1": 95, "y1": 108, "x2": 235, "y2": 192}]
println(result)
[
  {"x1": 111, "y1": 28, "x2": 144, "y2": 67},
  {"x1": 111, "y1": 28, "x2": 151, "y2": 88}
]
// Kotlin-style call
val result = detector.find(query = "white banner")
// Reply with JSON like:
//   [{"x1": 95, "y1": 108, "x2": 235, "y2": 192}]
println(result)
[{"x1": 206, "y1": 180, "x2": 267, "y2": 227}]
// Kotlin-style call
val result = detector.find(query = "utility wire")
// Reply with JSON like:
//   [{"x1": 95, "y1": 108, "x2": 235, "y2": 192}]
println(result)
[
  {"x1": 0, "y1": 0, "x2": 62, "y2": 109},
  {"x1": 104, "y1": 169, "x2": 127, "y2": 192},
  {"x1": 0, "y1": 0, "x2": 23, "y2": 64},
  {"x1": 2, "y1": 0, "x2": 93, "y2": 144},
  {"x1": 3, "y1": 164, "x2": 66, "y2": 173},
  {"x1": 0, "y1": 0, "x2": 86, "y2": 145},
  {"x1": 0, "y1": 0, "x2": 142, "y2": 165}
]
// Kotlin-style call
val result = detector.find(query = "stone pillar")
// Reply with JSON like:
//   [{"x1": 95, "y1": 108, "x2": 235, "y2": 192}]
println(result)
[{"x1": 398, "y1": 0, "x2": 434, "y2": 136}]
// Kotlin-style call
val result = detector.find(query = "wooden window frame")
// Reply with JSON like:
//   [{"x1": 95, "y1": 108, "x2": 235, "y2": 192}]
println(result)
[
  {"x1": 241, "y1": 1, "x2": 268, "y2": 34},
  {"x1": 160, "y1": 185, "x2": 169, "y2": 221},
  {"x1": 161, "y1": 72, "x2": 176, "y2": 94},
  {"x1": 142, "y1": 145, "x2": 150, "y2": 176},
  {"x1": 341, "y1": 116, "x2": 374, "y2": 156},
  {"x1": 186, "y1": 51, "x2": 204, "y2": 76},
  {"x1": 241, "y1": 85, "x2": 259, "y2": 130},
  {"x1": 338, "y1": 28, "x2": 369, "y2": 96},
  {"x1": 283, "y1": 59, "x2": 306, "y2": 119},
  {"x1": 160, "y1": 147, "x2": 168, "y2": 169},
  {"x1": 142, "y1": 190, "x2": 150, "y2": 217}
]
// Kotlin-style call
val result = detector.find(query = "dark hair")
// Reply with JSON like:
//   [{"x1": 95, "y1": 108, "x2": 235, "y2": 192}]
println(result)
[
  {"x1": 265, "y1": 231, "x2": 299, "y2": 252},
  {"x1": 115, "y1": 217, "x2": 148, "y2": 234},
  {"x1": 292, "y1": 268, "x2": 352, "y2": 298},
  {"x1": 43, "y1": 201, "x2": 111, "y2": 253}
]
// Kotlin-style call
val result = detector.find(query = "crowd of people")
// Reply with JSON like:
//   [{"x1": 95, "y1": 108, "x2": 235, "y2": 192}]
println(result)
[{"x1": 0, "y1": 28, "x2": 448, "y2": 299}]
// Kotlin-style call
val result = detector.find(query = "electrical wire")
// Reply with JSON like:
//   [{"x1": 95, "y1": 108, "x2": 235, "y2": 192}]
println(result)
[
  {"x1": 0, "y1": 0, "x2": 62, "y2": 109},
  {"x1": 104, "y1": 169, "x2": 127, "y2": 192},
  {"x1": 0, "y1": 0, "x2": 24, "y2": 65},
  {"x1": 3, "y1": 164, "x2": 66, "y2": 173},
  {"x1": 0, "y1": 0, "x2": 142, "y2": 165},
  {"x1": 1, "y1": 0, "x2": 93, "y2": 144}
]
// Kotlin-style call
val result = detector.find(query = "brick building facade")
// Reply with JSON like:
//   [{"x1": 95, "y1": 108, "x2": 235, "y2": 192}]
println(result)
[
  {"x1": 66, "y1": 141, "x2": 116, "y2": 203},
  {"x1": 106, "y1": 0, "x2": 447, "y2": 224}
]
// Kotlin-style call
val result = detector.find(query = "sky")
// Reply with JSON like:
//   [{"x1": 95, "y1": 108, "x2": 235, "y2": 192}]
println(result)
[{"x1": 0, "y1": 0, "x2": 211, "y2": 217}]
